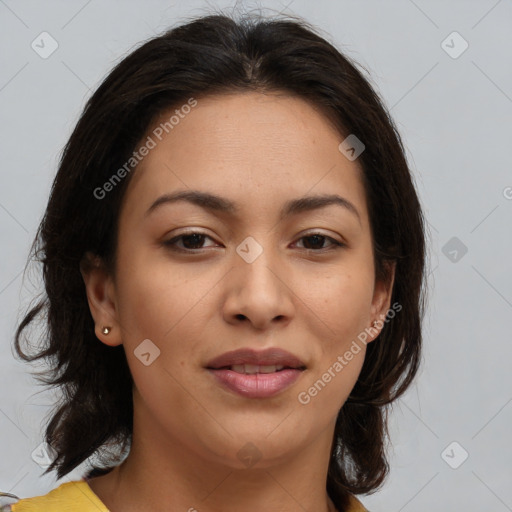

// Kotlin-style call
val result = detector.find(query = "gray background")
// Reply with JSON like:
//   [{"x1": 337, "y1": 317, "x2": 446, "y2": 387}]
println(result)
[{"x1": 1, "y1": 1, "x2": 511, "y2": 510}]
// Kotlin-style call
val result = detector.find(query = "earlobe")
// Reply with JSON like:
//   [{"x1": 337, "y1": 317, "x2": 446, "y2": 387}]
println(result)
[{"x1": 80, "y1": 251, "x2": 123, "y2": 347}]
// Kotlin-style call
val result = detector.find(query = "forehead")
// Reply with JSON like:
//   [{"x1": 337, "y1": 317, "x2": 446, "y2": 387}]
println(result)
[{"x1": 121, "y1": 91, "x2": 368, "y2": 223}]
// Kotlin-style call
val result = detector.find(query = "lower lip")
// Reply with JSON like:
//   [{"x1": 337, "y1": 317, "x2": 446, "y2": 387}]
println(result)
[{"x1": 208, "y1": 368, "x2": 303, "y2": 398}]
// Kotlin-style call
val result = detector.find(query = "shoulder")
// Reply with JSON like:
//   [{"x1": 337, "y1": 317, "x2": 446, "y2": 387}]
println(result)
[
  {"x1": 346, "y1": 493, "x2": 369, "y2": 511},
  {"x1": 9, "y1": 480, "x2": 109, "y2": 512}
]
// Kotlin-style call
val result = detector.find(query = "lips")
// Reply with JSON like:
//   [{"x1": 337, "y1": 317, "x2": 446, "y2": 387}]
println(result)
[
  {"x1": 205, "y1": 348, "x2": 306, "y2": 372},
  {"x1": 205, "y1": 348, "x2": 306, "y2": 398}
]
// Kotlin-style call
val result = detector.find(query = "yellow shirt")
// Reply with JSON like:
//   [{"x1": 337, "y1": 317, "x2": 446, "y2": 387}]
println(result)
[
  {"x1": 9, "y1": 481, "x2": 108, "y2": 512},
  {"x1": 9, "y1": 480, "x2": 368, "y2": 511}
]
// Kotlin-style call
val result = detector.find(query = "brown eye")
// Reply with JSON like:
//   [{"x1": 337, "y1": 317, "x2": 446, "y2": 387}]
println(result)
[
  {"x1": 179, "y1": 233, "x2": 207, "y2": 249},
  {"x1": 163, "y1": 231, "x2": 219, "y2": 252},
  {"x1": 295, "y1": 233, "x2": 344, "y2": 251}
]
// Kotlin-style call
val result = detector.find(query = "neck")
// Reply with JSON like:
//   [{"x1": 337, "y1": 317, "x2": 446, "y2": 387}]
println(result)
[{"x1": 88, "y1": 401, "x2": 339, "y2": 512}]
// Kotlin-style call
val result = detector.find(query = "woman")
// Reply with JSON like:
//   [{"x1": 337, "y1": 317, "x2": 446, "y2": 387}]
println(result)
[{"x1": 4, "y1": 11, "x2": 425, "y2": 512}]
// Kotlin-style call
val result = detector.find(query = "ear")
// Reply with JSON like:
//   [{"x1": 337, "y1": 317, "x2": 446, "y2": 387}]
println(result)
[
  {"x1": 367, "y1": 260, "x2": 396, "y2": 343},
  {"x1": 80, "y1": 251, "x2": 122, "y2": 347}
]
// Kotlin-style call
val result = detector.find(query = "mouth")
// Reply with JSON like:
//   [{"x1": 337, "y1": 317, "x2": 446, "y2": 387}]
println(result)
[
  {"x1": 205, "y1": 348, "x2": 306, "y2": 398},
  {"x1": 206, "y1": 347, "x2": 306, "y2": 370},
  {"x1": 214, "y1": 364, "x2": 297, "y2": 374}
]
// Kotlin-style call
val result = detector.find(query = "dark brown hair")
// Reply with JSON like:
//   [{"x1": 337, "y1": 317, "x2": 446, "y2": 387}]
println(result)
[{"x1": 14, "y1": 10, "x2": 426, "y2": 509}]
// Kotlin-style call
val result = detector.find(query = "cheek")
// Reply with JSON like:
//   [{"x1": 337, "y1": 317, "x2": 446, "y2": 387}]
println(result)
[
  {"x1": 299, "y1": 262, "x2": 375, "y2": 344},
  {"x1": 114, "y1": 264, "x2": 204, "y2": 413},
  {"x1": 114, "y1": 254, "x2": 219, "y2": 392},
  {"x1": 115, "y1": 251, "x2": 207, "y2": 341},
  {"x1": 296, "y1": 349, "x2": 365, "y2": 423},
  {"x1": 293, "y1": 260, "x2": 374, "y2": 411}
]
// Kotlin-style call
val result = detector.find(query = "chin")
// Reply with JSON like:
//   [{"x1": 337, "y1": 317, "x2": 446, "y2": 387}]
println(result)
[{"x1": 199, "y1": 423, "x2": 311, "y2": 470}]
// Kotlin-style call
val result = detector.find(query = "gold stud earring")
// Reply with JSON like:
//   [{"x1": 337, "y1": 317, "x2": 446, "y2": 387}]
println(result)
[{"x1": 102, "y1": 326, "x2": 112, "y2": 335}]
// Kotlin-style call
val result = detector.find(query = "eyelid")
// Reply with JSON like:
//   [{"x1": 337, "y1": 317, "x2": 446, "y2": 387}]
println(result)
[
  {"x1": 163, "y1": 229, "x2": 219, "y2": 250},
  {"x1": 295, "y1": 229, "x2": 345, "y2": 244}
]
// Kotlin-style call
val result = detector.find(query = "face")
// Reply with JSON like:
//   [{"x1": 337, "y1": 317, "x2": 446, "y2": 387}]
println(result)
[{"x1": 82, "y1": 91, "x2": 394, "y2": 469}]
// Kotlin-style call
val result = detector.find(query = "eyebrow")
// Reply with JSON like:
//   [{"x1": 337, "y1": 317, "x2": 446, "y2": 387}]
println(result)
[{"x1": 145, "y1": 190, "x2": 361, "y2": 224}]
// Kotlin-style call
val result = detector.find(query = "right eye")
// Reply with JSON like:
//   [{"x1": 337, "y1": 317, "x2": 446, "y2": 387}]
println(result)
[{"x1": 162, "y1": 231, "x2": 220, "y2": 253}]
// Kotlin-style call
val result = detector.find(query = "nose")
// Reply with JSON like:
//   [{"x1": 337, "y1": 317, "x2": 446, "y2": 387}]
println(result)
[{"x1": 222, "y1": 248, "x2": 295, "y2": 331}]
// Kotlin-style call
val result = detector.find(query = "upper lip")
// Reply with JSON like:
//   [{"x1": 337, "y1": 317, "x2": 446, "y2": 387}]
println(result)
[{"x1": 206, "y1": 348, "x2": 306, "y2": 370}]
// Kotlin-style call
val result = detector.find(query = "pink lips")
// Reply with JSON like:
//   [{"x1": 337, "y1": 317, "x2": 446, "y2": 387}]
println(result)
[{"x1": 206, "y1": 348, "x2": 306, "y2": 399}]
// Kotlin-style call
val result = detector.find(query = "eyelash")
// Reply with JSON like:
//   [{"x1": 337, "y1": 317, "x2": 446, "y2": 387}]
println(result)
[{"x1": 162, "y1": 230, "x2": 345, "y2": 253}]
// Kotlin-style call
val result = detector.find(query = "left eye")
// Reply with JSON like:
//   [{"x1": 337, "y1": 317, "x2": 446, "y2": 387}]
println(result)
[
  {"x1": 293, "y1": 233, "x2": 344, "y2": 251},
  {"x1": 163, "y1": 231, "x2": 344, "y2": 252}
]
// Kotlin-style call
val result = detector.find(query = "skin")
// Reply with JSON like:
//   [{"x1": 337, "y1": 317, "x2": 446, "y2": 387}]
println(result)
[{"x1": 81, "y1": 91, "x2": 395, "y2": 512}]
